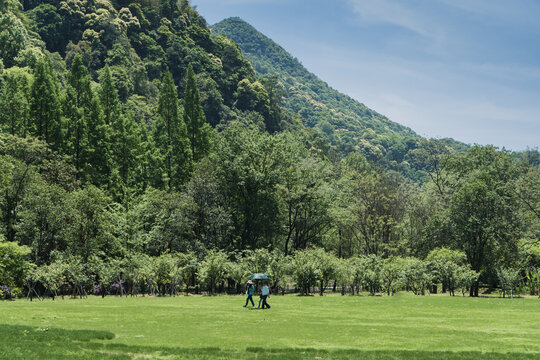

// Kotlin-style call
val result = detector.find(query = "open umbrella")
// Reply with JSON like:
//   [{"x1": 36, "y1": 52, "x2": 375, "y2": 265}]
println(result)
[{"x1": 250, "y1": 273, "x2": 269, "y2": 280}]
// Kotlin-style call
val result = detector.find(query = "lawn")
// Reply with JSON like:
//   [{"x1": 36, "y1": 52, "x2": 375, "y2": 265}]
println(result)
[{"x1": 2, "y1": 293, "x2": 540, "y2": 359}]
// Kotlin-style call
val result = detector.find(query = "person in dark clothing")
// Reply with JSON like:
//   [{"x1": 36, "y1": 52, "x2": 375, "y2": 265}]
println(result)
[
  {"x1": 259, "y1": 282, "x2": 271, "y2": 309},
  {"x1": 243, "y1": 280, "x2": 255, "y2": 307}
]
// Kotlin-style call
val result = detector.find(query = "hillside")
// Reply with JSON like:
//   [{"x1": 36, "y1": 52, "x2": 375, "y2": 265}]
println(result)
[{"x1": 212, "y1": 17, "x2": 439, "y2": 161}]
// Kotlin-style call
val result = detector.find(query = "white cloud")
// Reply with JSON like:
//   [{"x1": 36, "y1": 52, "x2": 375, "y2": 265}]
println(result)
[{"x1": 347, "y1": 0, "x2": 441, "y2": 39}]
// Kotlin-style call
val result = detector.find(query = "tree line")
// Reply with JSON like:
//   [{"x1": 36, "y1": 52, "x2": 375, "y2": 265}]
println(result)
[{"x1": 4, "y1": 246, "x2": 540, "y2": 300}]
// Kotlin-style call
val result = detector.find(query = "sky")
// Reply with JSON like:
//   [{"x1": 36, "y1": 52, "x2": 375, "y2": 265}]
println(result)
[{"x1": 191, "y1": 0, "x2": 540, "y2": 151}]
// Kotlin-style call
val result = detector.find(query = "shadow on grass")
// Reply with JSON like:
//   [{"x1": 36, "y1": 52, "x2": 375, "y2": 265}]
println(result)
[{"x1": 1, "y1": 324, "x2": 539, "y2": 359}]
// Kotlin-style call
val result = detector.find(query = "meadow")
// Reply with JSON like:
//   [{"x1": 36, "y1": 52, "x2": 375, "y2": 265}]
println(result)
[{"x1": 2, "y1": 294, "x2": 540, "y2": 359}]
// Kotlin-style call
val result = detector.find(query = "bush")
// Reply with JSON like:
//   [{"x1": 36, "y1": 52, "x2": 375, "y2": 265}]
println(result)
[{"x1": 292, "y1": 250, "x2": 321, "y2": 295}]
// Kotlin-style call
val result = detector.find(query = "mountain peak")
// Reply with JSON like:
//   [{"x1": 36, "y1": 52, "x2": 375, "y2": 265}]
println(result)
[{"x1": 212, "y1": 16, "x2": 418, "y2": 156}]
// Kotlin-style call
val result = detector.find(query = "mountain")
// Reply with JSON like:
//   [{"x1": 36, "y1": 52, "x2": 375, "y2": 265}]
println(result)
[{"x1": 213, "y1": 18, "x2": 423, "y2": 154}]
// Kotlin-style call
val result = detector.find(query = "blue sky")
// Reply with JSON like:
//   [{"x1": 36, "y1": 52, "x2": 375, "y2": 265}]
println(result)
[{"x1": 191, "y1": 0, "x2": 540, "y2": 151}]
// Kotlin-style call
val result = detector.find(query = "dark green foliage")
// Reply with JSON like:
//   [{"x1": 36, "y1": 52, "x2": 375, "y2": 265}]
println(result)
[
  {"x1": 154, "y1": 71, "x2": 192, "y2": 189},
  {"x1": 183, "y1": 63, "x2": 211, "y2": 161},
  {"x1": 98, "y1": 65, "x2": 120, "y2": 125},
  {"x1": 30, "y1": 55, "x2": 63, "y2": 150},
  {"x1": 29, "y1": 4, "x2": 63, "y2": 53}
]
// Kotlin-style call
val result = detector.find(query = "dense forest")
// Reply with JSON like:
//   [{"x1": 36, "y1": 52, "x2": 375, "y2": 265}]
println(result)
[{"x1": 0, "y1": 0, "x2": 539, "y2": 299}]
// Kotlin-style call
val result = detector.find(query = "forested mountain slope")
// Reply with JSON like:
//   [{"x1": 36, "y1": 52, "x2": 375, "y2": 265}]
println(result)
[{"x1": 212, "y1": 17, "x2": 468, "y2": 178}]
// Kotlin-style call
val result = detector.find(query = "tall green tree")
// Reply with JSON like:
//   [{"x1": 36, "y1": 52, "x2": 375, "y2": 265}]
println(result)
[
  {"x1": 431, "y1": 146, "x2": 522, "y2": 296},
  {"x1": 63, "y1": 85, "x2": 87, "y2": 173},
  {"x1": 0, "y1": 72, "x2": 29, "y2": 136},
  {"x1": 67, "y1": 54, "x2": 93, "y2": 109},
  {"x1": 153, "y1": 71, "x2": 191, "y2": 190},
  {"x1": 183, "y1": 63, "x2": 211, "y2": 162},
  {"x1": 85, "y1": 96, "x2": 110, "y2": 186},
  {"x1": 110, "y1": 113, "x2": 140, "y2": 200},
  {"x1": 30, "y1": 55, "x2": 63, "y2": 150},
  {"x1": 98, "y1": 65, "x2": 120, "y2": 125},
  {"x1": 64, "y1": 54, "x2": 103, "y2": 180}
]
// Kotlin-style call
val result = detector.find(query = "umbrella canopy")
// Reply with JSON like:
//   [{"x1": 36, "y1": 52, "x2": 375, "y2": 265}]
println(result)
[{"x1": 250, "y1": 273, "x2": 269, "y2": 280}]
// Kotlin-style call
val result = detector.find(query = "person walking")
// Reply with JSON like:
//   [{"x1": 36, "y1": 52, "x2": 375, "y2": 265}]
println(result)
[
  {"x1": 243, "y1": 280, "x2": 255, "y2": 307},
  {"x1": 259, "y1": 282, "x2": 271, "y2": 309}
]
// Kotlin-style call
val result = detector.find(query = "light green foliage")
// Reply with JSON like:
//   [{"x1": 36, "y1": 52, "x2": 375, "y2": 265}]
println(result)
[
  {"x1": 227, "y1": 256, "x2": 248, "y2": 294},
  {"x1": 311, "y1": 248, "x2": 338, "y2": 296},
  {"x1": 267, "y1": 251, "x2": 290, "y2": 294},
  {"x1": 155, "y1": 253, "x2": 177, "y2": 295},
  {"x1": 292, "y1": 249, "x2": 321, "y2": 295},
  {"x1": 524, "y1": 267, "x2": 540, "y2": 296},
  {"x1": 0, "y1": 12, "x2": 29, "y2": 68},
  {"x1": 242, "y1": 248, "x2": 272, "y2": 274},
  {"x1": 497, "y1": 267, "x2": 521, "y2": 298},
  {"x1": 0, "y1": 240, "x2": 31, "y2": 288},
  {"x1": 361, "y1": 254, "x2": 383, "y2": 296},
  {"x1": 33, "y1": 260, "x2": 68, "y2": 298},
  {"x1": 235, "y1": 78, "x2": 270, "y2": 118},
  {"x1": 61, "y1": 254, "x2": 91, "y2": 298},
  {"x1": 402, "y1": 257, "x2": 432, "y2": 296},
  {"x1": 175, "y1": 252, "x2": 198, "y2": 294},
  {"x1": 122, "y1": 252, "x2": 157, "y2": 296},
  {"x1": 456, "y1": 268, "x2": 479, "y2": 297},
  {"x1": 198, "y1": 249, "x2": 228, "y2": 294},
  {"x1": 381, "y1": 256, "x2": 405, "y2": 296},
  {"x1": 427, "y1": 247, "x2": 468, "y2": 296},
  {"x1": 0, "y1": 69, "x2": 30, "y2": 136}
]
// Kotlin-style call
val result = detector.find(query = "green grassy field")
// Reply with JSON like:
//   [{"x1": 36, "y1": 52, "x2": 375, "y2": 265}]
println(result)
[{"x1": 2, "y1": 293, "x2": 540, "y2": 359}]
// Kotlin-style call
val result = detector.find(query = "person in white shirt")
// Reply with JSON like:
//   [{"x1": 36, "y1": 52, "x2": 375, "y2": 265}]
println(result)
[{"x1": 258, "y1": 282, "x2": 271, "y2": 309}]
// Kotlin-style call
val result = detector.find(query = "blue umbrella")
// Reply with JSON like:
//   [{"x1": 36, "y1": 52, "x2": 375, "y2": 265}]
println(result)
[{"x1": 250, "y1": 273, "x2": 269, "y2": 280}]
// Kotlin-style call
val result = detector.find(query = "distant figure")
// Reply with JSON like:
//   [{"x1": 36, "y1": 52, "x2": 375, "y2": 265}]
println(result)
[
  {"x1": 243, "y1": 280, "x2": 255, "y2": 307},
  {"x1": 259, "y1": 282, "x2": 271, "y2": 309}
]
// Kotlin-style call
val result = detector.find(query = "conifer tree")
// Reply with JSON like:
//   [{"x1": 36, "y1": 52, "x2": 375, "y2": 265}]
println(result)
[
  {"x1": 64, "y1": 55, "x2": 95, "y2": 177},
  {"x1": 63, "y1": 85, "x2": 87, "y2": 173},
  {"x1": 136, "y1": 124, "x2": 163, "y2": 191},
  {"x1": 98, "y1": 65, "x2": 120, "y2": 125},
  {"x1": 154, "y1": 71, "x2": 192, "y2": 190},
  {"x1": 183, "y1": 63, "x2": 211, "y2": 162},
  {"x1": 68, "y1": 55, "x2": 93, "y2": 109},
  {"x1": 110, "y1": 113, "x2": 139, "y2": 200},
  {"x1": 0, "y1": 73, "x2": 29, "y2": 136},
  {"x1": 30, "y1": 55, "x2": 63, "y2": 150},
  {"x1": 86, "y1": 96, "x2": 110, "y2": 186}
]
